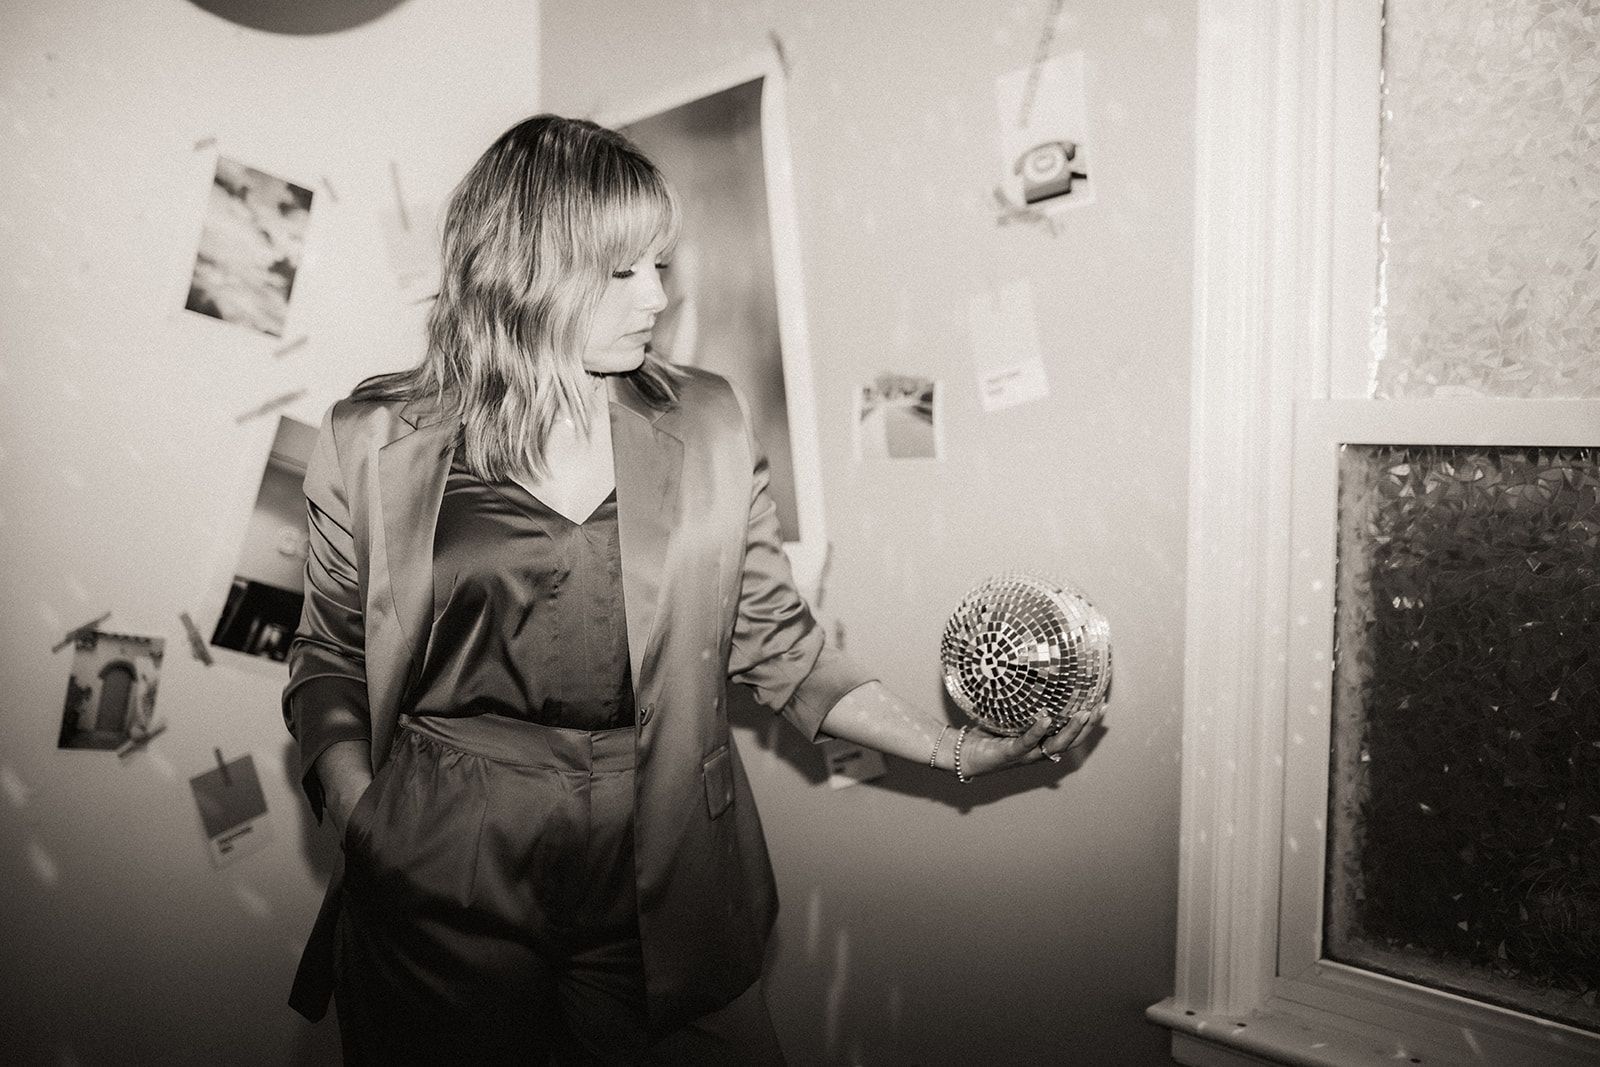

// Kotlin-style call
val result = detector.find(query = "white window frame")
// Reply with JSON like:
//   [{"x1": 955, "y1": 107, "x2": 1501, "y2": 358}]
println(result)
[{"x1": 1146, "y1": 1, "x2": 1600, "y2": 1064}]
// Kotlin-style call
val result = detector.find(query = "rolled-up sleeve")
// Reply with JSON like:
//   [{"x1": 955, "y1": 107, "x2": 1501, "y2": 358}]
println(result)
[
  {"x1": 282, "y1": 404, "x2": 371, "y2": 822},
  {"x1": 725, "y1": 386, "x2": 875, "y2": 740}
]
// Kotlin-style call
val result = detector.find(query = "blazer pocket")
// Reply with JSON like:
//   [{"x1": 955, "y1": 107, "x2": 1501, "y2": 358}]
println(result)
[{"x1": 702, "y1": 744, "x2": 734, "y2": 820}]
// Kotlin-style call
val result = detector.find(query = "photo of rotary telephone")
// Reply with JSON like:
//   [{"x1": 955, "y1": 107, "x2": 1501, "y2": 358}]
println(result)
[{"x1": 1014, "y1": 139, "x2": 1087, "y2": 204}]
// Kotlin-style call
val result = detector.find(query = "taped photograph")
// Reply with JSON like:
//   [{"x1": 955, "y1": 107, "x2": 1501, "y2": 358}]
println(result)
[
  {"x1": 854, "y1": 373, "x2": 942, "y2": 460},
  {"x1": 57, "y1": 630, "x2": 165, "y2": 751},
  {"x1": 189, "y1": 753, "x2": 273, "y2": 868},
  {"x1": 211, "y1": 415, "x2": 316, "y2": 662},
  {"x1": 185, "y1": 156, "x2": 313, "y2": 337}
]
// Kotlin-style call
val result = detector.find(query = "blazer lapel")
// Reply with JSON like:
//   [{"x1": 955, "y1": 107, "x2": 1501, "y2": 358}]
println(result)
[
  {"x1": 376, "y1": 398, "x2": 457, "y2": 683},
  {"x1": 610, "y1": 376, "x2": 683, "y2": 697}
]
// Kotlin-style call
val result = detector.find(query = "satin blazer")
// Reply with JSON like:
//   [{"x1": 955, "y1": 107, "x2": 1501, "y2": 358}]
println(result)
[{"x1": 282, "y1": 365, "x2": 872, "y2": 1035}]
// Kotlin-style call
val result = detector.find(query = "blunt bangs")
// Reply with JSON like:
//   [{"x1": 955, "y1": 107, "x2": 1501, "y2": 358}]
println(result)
[{"x1": 593, "y1": 158, "x2": 680, "y2": 272}]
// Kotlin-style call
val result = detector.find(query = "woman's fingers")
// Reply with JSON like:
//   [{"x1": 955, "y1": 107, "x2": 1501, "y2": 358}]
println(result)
[
  {"x1": 1010, "y1": 715, "x2": 1066, "y2": 766},
  {"x1": 1036, "y1": 718, "x2": 1076, "y2": 760},
  {"x1": 1016, "y1": 715, "x2": 1056, "y2": 762},
  {"x1": 1020, "y1": 714, "x2": 1054, "y2": 745},
  {"x1": 1042, "y1": 708, "x2": 1100, "y2": 757},
  {"x1": 971, "y1": 705, "x2": 1106, "y2": 775}
]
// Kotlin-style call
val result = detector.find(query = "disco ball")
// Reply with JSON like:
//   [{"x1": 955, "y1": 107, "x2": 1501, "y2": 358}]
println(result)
[{"x1": 940, "y1": 573, "x2": 1111, "y2": 736}]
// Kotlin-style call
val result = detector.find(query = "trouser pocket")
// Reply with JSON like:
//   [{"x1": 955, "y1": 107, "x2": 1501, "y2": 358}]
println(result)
[{"x1": 343, "y1": 727, "x2": 487, "y2": 913}]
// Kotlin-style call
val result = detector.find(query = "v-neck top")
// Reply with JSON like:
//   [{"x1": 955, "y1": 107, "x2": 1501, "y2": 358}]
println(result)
[{"x1": 400, "y1": 448, "x2": 636, "y2": 730}]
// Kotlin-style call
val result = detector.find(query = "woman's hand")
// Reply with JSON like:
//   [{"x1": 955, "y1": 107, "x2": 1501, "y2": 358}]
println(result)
[
  {"x1": 953, "y1": 706, "x2": 1105, "y2": 779},
  {"x1": 328, "y1": 781, "x2": 373, "y2": 842},
  {"x1": 315, "y1": 739, "x2": 374, "y2": 840}
]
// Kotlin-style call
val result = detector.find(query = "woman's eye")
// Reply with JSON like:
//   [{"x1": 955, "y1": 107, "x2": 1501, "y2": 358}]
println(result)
[{"x1": 612, "y1": 262, "x2": 668, "y2": 279}]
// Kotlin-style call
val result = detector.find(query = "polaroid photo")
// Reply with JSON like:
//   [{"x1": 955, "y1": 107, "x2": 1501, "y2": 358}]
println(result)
[
  {"x1": 854, "y1": 373, "x2": 943, "y2": 461},
  {"x1": 189, "y1": 753, "x2": 273, "y2": 867},
  {"x1": 994, "y1": 51, "x2": 1095, "y2": 212},
  {"x1": 210, "y1": 415, "x2": 316, "y2": 662},
  {"x1": 185, "y1": 157, "x2": 313, "y2": 337},
  {"x1": 57, "y1": 630, "x2": 165, "y2": 751},
  {"x1": 821, "y1": 738, "x2": 888, "y2": 789}
]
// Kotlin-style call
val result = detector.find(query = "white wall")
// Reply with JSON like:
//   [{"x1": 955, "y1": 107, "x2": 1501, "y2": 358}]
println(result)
[
  {"x1": 0, "y1": 2, "x2": 538, "y2": 1062},
  {"x1": 542, "y1": 3, "x2": 1194, "y2": 1064}
]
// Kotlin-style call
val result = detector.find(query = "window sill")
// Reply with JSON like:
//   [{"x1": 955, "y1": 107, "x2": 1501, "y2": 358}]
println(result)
[
  {"x1": 1149, "y1": 997, "x2": 1445, "y2": 1067},
  {"x1": 1150, "y1": 989, "x2": 1600, "y2": 1067}
]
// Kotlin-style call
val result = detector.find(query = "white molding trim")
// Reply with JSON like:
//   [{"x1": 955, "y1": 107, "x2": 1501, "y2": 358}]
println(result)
[
  {"x1": 1328, "y1": 0, "x2": 1384, "y2": 399},
  {"x1": 599, "y1": 50, "x2": 831, "y2": 601},
  {"x1": 1161, "y1": 0, "x2": 1331, "y2": 1017},
  {"x1": 1150, "y1": 0, "x2": 1600, "y2": 1061},
  {"x1": 595, "y1": 52, "x2": 774, "y2": 131}
]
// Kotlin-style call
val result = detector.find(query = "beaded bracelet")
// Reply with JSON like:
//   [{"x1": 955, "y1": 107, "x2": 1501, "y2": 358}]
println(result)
[
  {"x1": 952, "y1": 724, "x2": 973, "y2": 784},
  {"x1": 928, "y1": 724, "x2": 951, "y2": 769}
]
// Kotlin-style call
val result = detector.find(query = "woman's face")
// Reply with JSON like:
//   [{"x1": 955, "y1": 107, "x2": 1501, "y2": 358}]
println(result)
[{"x1": 580, "y1": 252, "x2": 669, "y2": 374}]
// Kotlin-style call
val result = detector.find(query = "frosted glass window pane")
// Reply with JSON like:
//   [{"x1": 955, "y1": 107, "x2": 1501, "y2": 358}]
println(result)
[
  {"x1": 1327, "y1": 445, "x2": 1600, "y2": 1032},
  {"x1": 1373, "y1": 1, "x2": 1600, "y2": 398}
]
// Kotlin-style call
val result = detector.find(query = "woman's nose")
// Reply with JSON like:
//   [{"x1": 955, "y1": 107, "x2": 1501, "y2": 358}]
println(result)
[{"x1": 640, "y1": 269, "x2": 668, "y2": 314}]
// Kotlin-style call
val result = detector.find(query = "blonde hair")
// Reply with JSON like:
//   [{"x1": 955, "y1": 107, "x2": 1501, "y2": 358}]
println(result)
[{"x1": 354, "y1": 114, "x2": 683, "y2": 479}]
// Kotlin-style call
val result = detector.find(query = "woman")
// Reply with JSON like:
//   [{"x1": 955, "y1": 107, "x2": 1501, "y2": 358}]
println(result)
[{"x1": 283, "y1": 114, "x2": 1096, "y2": 1064}]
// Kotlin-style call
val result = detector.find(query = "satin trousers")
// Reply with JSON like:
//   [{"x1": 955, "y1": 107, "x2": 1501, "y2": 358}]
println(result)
[{"x1": 332, "y1": 713, "x2": 783, "y2": 1065}]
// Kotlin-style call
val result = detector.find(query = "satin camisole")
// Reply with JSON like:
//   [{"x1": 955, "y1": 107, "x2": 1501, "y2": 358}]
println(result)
[{"x1": 401, "y1": 448, "x2": 636, "y2": 730}]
